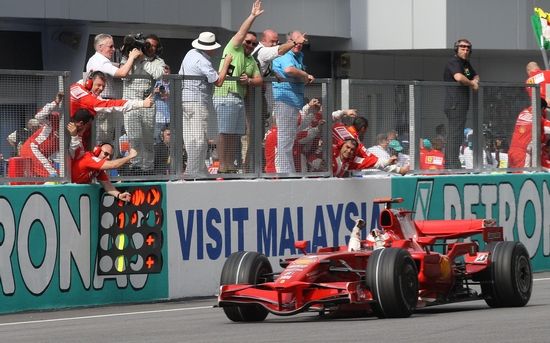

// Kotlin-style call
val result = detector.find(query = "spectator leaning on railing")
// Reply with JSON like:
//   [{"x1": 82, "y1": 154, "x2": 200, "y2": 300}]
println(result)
[
  {"x1": 443, "y1": 38, "x2": 479, "y2": 169},
  {"x1": 272, "y1": 30, "x2": 314, "y2": 173}
]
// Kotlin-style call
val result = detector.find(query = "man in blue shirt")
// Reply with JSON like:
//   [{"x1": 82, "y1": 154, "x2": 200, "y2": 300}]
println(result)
[{"x1": 272, "y1": 30, "x2": 315, "y2": 173}]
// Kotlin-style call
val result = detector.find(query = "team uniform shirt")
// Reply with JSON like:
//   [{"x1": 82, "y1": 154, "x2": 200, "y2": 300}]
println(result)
[
  {"x1": 264, "y1": 127, "x2": 277, "y2": 173},
  {"x1": 508, "y1": 106, "x2": 550, "y2": 168},
  {"x1": 526, "y1": 69, "x2": 550, "y2": 100},
  {"x1": 419, "y1": 148, "x2": 445, "y2": 170},
  {"x1": 69, "y1": 135, "x2": 109, "y2": 183},
  {"x1": 86, "y1": 52, "x2": 120, "y2": 99},
  {"x1": 331, "y1": 123, "x2": 380, "y2": 170},
  {"x1": 332, "y1": 140, "x2": 355, "y2": 177},
  {"x1": 70, "y1": 81, "x2": 145, "y2": 148},
  {"x1": 19, "y1": 101, "x2": 61, "y2": 177}
]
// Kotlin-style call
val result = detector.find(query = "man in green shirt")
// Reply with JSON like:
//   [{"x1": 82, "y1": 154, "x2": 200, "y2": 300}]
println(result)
[{"x1": 213, "y1": 0, "x2": 263, "y2": 173}]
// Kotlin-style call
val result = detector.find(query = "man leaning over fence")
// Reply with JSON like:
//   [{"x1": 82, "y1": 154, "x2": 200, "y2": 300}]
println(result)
[
  {"x1": 67, "y1": 121, "x2": 135, "y2": 202},
  {"x1": 70, "y1": 71, "x2": 153, "y2": 150}
]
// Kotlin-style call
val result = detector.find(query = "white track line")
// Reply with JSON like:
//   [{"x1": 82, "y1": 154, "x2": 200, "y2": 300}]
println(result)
[
  {"x1": 0, "y1": 305, "x2": 213, "y2": 327},
  {"x1": 1, "y1": 277, "x2": 549, "y2": 328}
]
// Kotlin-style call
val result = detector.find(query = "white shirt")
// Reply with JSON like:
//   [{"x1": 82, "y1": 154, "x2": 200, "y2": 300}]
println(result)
[
  {"x1": 179, "y1": 49, "x2": 219, "y2": 103},
  {"x1": 252, "y1": 42, "x2": 279, "y2": 76},
  {"x1": 86, "y1": 52, "x2": 120, "y2": 98}
]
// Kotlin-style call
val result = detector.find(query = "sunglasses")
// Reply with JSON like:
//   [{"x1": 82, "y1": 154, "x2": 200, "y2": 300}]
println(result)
[
  {"x1": 244, "y1": 40, "x2": 258, "y2": 47},
  {"x1": 458, "y1": 44, "x2": 471, "y2": 49},
  {"x1": 101, "y1": 150, "x2": 112, "y2": 158}
]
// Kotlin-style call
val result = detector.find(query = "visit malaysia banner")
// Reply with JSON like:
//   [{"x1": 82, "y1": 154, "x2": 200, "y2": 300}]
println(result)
[{"x1": 166, "y1": 177, "x2": 392, "y2": 298}]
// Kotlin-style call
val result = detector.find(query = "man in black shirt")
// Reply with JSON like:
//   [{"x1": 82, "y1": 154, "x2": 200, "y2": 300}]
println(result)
[{"x1": 443, "y1": 38, "x2": 479, "y2": 169}]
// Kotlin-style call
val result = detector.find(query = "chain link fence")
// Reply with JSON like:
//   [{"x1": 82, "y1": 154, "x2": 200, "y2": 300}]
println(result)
[
  {"x1": 0, "y1": 70, "x2": 545, "y2": 185},
  {"x1": 0, "y1": 70, "x2": 70, "y2": 184}
]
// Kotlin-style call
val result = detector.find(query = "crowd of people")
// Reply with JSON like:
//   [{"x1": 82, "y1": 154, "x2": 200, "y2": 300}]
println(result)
[{"x1": 3, "y1": 0, "x2": 550, "y2": 190}]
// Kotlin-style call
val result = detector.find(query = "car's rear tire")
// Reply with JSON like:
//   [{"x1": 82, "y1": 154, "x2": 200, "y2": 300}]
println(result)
[
  {"x1": 481, "y1": 241, "x2": 532, "y2": 307},
  {"x1": 366, "y1": 248, "x2": 418, "y2": 318},
  {"x1": 220, "y1": 251, "x2": 273, "y2": 322}
]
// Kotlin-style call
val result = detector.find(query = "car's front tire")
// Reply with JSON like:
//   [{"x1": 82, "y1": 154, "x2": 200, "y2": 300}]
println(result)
[
  {"x1": 220, "y1": 251, "x2": 273, "y2": 322},
  {"x1": 366, "y1": 248, "x2": 418, "y2": 318}
]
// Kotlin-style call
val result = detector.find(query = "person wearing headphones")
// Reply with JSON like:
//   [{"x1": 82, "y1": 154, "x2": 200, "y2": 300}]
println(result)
[
  {"x1": 443, "y1": 38, "x2": 479, "y2": 169},
  {"x1": 70, "y1": 70, "x2": 153, "y2": 150},
  {"x1": 67, "y1": 121, "x2": 136, "y2": 201}
]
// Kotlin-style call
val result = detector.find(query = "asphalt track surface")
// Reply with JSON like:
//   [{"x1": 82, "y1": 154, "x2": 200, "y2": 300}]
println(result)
[{"x1": 1, "y1": 273, "x2": 549, "y2": 343}]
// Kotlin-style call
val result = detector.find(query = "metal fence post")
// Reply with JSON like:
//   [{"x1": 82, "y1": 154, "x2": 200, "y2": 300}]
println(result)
[
  {"x1": 473, "y1": 87, "x2": 482, "y2": 171},
  {"x1": 409, "y1": 82, "x2": 418, "y2": 171},
  {"x1": 532, "y1": 85, "x2": 541, "y2": 169}
]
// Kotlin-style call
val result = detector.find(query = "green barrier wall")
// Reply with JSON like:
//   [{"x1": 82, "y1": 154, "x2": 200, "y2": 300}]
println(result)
[
  {"x1": 392, "y1": 173, "x2": 550, "y2": 272},
  {"x1": 0, "y1": 183, "x2": 168, "y2": 314}
]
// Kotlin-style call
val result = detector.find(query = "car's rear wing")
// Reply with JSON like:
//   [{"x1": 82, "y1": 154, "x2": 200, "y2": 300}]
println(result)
[{"x1": 414, "y1": 219, "x2": 503, "y2": 242}]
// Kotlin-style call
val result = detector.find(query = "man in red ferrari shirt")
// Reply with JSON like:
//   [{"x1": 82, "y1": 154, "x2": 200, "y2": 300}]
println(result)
[
  {"x1": 332, "y1": 117, "x2": 407, "y2": 175},
  {"x1": 19, "y1": 93, "x2": 92, "y2": 179},
  {"x1": 67, "y1": 121, "x2": 137, "y2": 201},
  {"x1": 70, "y1": 70, "x2": 153, "y2": 149},
  {"x1": 525, "y1": 61, "x2": 550, "y2": 103},
  {"x1": 508, "y1": 99, "x2": 550, "y2": 168},
  {"x1": 419, "y1": 138, "x2": 445, "y2": 170},
  {"x1": 332, "y1": 138, "x2": 358, "y2": 177}
]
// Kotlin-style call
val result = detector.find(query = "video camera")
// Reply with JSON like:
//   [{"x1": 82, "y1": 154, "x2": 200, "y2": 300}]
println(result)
[{"x1": 121, "y1": 33, "x2": 147, "y2": 57}]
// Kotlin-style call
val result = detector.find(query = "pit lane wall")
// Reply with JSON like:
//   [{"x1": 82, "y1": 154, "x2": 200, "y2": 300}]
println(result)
[
  {"x1": 1, "y1": 174, "x2": 549, "y2": 314},
  {"x1": 0, "y1": 183, "x2": 168, "y2": 315},
  {"x1": 391, "y1": 174, "x2": 550, "y2": 272}
]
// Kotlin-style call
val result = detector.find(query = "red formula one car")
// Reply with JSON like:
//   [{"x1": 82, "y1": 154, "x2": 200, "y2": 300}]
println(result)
[{"x1": 218, "y1": 198, "x2": 533, "y2": 322}]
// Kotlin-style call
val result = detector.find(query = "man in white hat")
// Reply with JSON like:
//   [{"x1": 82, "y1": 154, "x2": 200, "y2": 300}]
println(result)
[{"x1": 178, "y1": 31, "x2": 233, "y2": 176}]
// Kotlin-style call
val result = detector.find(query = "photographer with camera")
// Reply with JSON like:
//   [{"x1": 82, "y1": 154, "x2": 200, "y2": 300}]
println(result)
[
  {"x1": 121, "y1": 33, "x2": 166, "y2": 175},
  {"x1": 86, "y1": 33, "x2": 143, "y2": 148}
]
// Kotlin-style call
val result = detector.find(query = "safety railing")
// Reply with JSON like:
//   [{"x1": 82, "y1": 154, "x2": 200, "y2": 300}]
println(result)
[{"x1": 0, "y1": 70, "x2": 546, "y2": 185}]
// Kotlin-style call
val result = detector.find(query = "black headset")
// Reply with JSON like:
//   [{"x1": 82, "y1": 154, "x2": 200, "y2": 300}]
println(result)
[{"x1": 454, "y1": 39, "x2": 473, "y2": 55}]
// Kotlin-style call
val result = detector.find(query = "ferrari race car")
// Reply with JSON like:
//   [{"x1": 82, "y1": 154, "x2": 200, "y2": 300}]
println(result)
[{"x1": 218, "y1": 198, "x2": 533, "y2": 322}]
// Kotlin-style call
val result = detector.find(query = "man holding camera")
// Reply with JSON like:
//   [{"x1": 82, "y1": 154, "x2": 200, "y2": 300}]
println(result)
[
  {"x1": 121, "y1": 33, "x2": 166, "y2": 175},
  {"x1": 86, "y1": 33, "x2": 143, "y2": 148}
]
